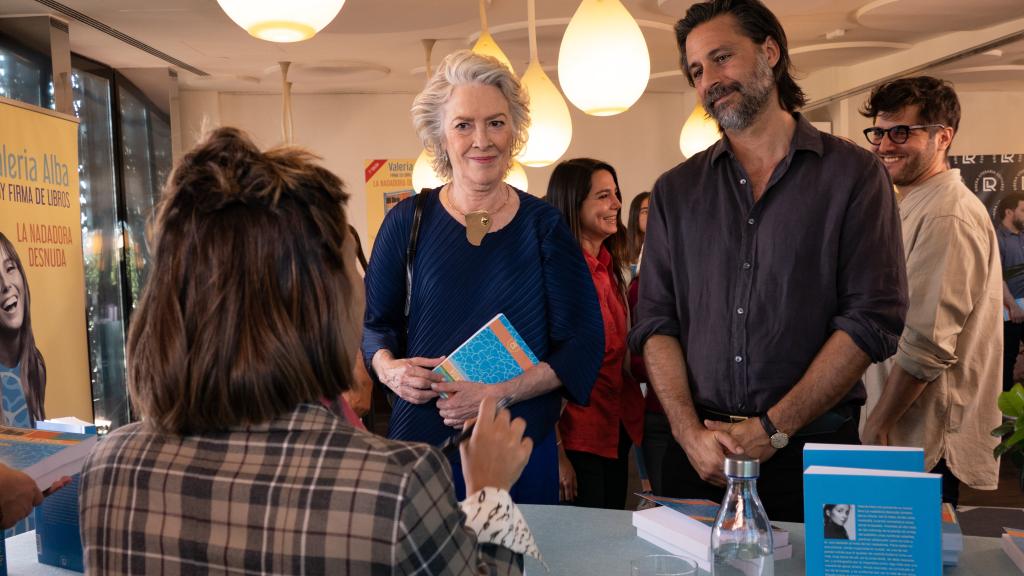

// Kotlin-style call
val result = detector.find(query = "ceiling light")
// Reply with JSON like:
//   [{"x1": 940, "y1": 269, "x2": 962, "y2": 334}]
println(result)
[
  {"x1": 678, "y1": 102, "x2": 720, "y2": 158},
  {"x1": 412, "y1": 148, "x2": 446, "y2": 193},
  {"x1": 506, "y1": 161, "x2": 529, "y2": 192},
  {"x1": 472, "y1": 0, "x2": 515, "y2": 74},
  {"x1": 517, "y1": 0, "x2": 572, "y2": 167},
  {"x1": 216, "y1": 0, "x2": 346, "y2": 43},
  {"x1": 558, "y1": 0, "x2": 650, "y2": 116}
]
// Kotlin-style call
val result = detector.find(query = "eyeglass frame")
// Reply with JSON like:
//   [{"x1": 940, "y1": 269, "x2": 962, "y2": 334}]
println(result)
[{"x1": 863, "y1": 124, "x2": 946, "y2": 145}]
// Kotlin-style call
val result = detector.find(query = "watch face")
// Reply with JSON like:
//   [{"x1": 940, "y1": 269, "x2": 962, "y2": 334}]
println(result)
[{"x1": 770, "y1": 432, "x2": 789, "y2": 449}]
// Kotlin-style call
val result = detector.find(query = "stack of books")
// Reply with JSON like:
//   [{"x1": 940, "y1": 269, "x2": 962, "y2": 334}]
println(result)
[
  {"x1": 0, "y1": 425, "x2": 96, "y2": 490},
  {"x1": 631, "y1": 495, "x2": 792, "y2": 573},
  {"x1": 802, "y1": 444, "x2": 943, "y2": 576},
  {"x1": 1002, "y1": 527, "x2": 1024, "y2": 572},
  {"x1": 942, "y1": 503, "x2": 963, "y2": 566}
]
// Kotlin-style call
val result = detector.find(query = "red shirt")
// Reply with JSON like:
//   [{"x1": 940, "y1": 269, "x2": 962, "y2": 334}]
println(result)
[{"x1": 559, "y1": 247, "x2": 644, "y2": 458}]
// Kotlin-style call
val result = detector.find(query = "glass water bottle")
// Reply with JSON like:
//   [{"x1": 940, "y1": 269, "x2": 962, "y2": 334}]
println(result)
[{"x1": 711, "y1": 454, "x2": 774, "y2": 576}]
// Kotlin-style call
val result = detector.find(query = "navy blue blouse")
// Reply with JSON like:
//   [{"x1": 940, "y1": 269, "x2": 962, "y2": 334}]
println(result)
[{"x1": 362, "y1": 188, "x2": 603, "y2": 503}]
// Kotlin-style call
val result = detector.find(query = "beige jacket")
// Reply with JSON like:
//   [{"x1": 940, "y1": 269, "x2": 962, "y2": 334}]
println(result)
[{"x1": 890, "y1": 168, "x2": 1002, "y2": 489}]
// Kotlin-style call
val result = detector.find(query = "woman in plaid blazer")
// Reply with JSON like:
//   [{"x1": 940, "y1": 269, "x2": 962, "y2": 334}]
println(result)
[{"x1": 79, "y1": 128, "x2": 539, "y2": 575}]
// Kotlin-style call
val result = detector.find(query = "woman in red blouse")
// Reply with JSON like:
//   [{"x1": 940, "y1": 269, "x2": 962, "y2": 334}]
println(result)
[{"x1": 546, "y1": 158, "x2": 645, "y2": 509}]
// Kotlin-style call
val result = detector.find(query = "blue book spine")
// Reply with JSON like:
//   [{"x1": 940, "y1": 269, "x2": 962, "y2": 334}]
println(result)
[
  {"x1": 804, "y1": 467, "x2": 941, "y2": 576},
  {"x1": 34, "y1": 474, "x2": 83, "y2": 573}
]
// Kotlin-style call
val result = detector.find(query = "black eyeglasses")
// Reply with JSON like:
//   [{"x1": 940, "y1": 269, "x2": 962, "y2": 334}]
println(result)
[{"x1": 863, "y1": 124, "x2": 945, "y2": 145}]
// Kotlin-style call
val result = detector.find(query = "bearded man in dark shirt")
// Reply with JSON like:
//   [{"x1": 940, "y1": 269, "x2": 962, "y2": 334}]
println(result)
[{"x1": 628, "y1": 0, "x2": 907, "y2": 522}]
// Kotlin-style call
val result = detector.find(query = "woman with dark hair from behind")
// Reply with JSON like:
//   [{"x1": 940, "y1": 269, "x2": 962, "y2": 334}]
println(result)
[
  {"x1": 0, "y1": 232, "x2": 46, "y2": 429},
  {"x1": 625, "y1": 191, "x2": 650, "y2": 278},
  {"x1": 78, "y1": 127, "x2": 539, "y2": 574},
  {"x1": 546, "y1": 158, "x2": 644, "y2": 509}
]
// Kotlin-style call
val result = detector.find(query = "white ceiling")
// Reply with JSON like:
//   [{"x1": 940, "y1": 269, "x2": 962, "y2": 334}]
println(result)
[{"x1": 1, "y1": 0, "x2": 1023, "y2": 100}]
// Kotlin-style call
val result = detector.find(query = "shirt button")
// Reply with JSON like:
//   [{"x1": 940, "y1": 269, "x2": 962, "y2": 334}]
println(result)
[
  {"x1": 747, "y1": 218, "x2": 755, "y2": 225},
  {"x1": 743, "y1": 262, "x2": 751, "y2": 270},
  {"x1": 740, "y1": 178, "x2": 747, "y2": 185},
  {"x1": 734, "y1": 355, "x2": 743, "y2": 363},
  {"x1": 737, "y1": 307, "x2": 745, "y2": 315}
]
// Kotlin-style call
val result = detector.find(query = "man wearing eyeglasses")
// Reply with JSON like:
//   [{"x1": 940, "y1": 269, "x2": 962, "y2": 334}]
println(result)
[
  {"x1": 860, "y1": 76, "x2": 1002, "y2": 506},
  {"x1": 629, "y1": 0, "x2": 907, "y2": 522}
]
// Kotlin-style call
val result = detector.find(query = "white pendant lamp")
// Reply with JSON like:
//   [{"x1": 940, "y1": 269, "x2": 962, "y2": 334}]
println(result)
[
  {"x1": 558, "y1": 0, "x2": 650, "y2": 116},
  {"x1": 678, "y1": 102, "x2": 721, "y2": 158},
  {"x1": 216, "y1": 0, "x2": 346, "y2": 43},
  {"x1": 412, "y1": 149, "x2": 445, "y2": 193},
  {"x1": 412, "y1": 39, "x2": 447, "y2": 193},
  {"x1": 505, "y1": 161, "x2": 529, "y2": 192},
  {"x1": 516, "y1": 0, "x2": 572, "y2": 168},
  {"x1": 471, "y1": 0, "x2": 515, "y2": 74}
]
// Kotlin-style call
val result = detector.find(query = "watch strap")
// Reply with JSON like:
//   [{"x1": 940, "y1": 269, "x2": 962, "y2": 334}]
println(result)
[{"x1": 759, "y1": 414, "x2": 778, "y2": 438}]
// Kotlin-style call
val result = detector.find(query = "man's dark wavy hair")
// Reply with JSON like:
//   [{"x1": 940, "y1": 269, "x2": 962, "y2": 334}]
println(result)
[
  {"x1": 675, "y1": 0, "x2": 806, "y2": 112},
  {"x1": 860, "y1": 76, "x2": 961, "y2": 133}
]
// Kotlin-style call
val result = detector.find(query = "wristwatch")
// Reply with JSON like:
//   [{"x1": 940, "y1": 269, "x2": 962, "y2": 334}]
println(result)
[{"x1": 759, "y1": 414, "x2": 789, "y2": 449}]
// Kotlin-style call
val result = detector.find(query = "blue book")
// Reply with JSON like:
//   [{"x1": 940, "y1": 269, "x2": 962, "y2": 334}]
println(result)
[
  {"x1": 1001, "y1": 527, "x2": 1024, "y2": 573},
  {"x1": 804, "y1": 465, "x2": 942, "y2": 576},
  {"x1": 434, "y1": 314, "x2": 538, "y2": 397},
  {"x1": 0, "y1": 425, "x2": 96, "y2": 490},
  {"x1": 803, "y1": 443, "x2": 924, "y2": 472},
  {"x1": 34, "y1": 474, "x2": 84, "y2": 572}
]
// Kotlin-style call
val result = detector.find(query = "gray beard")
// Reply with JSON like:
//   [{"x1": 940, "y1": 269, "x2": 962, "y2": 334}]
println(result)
[{"x1": 704, "y1": 57, "x2": 775, "y2": 132}]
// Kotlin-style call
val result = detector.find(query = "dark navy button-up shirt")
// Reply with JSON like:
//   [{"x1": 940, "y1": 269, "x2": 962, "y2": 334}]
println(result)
[
  {"x1": 997, "y1": 225, "x2": 1024, "y2": 299},
  {"x1": 629, "y1": 114, "x2": 907, "y2": 414}
]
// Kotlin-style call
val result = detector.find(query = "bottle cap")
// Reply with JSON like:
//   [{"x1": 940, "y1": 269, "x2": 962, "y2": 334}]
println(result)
[{"x1": 724, "y1": 454, "x2": 759, "y2": 478}]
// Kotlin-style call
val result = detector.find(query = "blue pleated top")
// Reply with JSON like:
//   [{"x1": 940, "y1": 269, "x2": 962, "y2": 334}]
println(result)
[{"x1": 362, "y1": 188, "x2": 604, "y2": 503}]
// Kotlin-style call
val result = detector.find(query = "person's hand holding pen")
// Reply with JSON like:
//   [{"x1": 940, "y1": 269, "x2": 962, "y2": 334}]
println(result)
[{"x1": 459, "y1": 396, "x2": 533, "y2": 495}]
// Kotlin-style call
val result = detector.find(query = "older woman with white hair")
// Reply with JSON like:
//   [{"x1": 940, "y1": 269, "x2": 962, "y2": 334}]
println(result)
[{"x1": 363, "y1": 50, "x2": 604, "y2": 504}]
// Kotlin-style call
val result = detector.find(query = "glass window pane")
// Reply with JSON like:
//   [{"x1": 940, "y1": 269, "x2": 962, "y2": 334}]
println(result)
[
  {"x1": 73, "y1": 68, "x2": 130, "y2": 429},
  {"x1": 0, "y1": 47, "x2": 53, "y2": 108}
]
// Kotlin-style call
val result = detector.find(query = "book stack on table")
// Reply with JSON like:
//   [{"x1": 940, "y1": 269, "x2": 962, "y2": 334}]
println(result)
[
  {"x1": 1002, "y1": 527, "x2": 1024, "y2": 572},
  {"x1": 632, "y1": 495, "x2": 792, "y2": 573},
  {"x1": 942, "y1": 502, "x2": 964, "y2": 566}
]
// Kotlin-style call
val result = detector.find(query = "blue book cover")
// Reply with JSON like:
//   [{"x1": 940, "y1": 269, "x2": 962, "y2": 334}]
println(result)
[
  {"x1": 34, "y1": 474, "x2": 83, "y2": 572},
  {"x1": 804, "y1": 465, "x2": 941, "y2": 576},
  {"x1": 803, "y1": 443, "x2": 924, "y2": 472},
  {"x1": 434, "y1": 313, "x2": 539, "y2": 387}
]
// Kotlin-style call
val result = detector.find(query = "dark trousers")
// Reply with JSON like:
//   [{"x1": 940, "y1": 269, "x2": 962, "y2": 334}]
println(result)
[
  {"x1": 660, "y1": 410, "x2": 861, "y2": 522},
  {"x1": 565, "y1": 423, "x2": 632, "y2": 510},
  {"x1": 642, "y1": 412, "x2": 673, "y2": 496},
  {"x1": 1004, "y1": 321, "x2": 1024, "y2": 391},
  {"x1": 931, "y1": 458, "x2": 961, "y2": 507}
]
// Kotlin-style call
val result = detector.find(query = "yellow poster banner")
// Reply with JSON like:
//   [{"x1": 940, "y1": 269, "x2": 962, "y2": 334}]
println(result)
[
  {"x1": 364, "y1": 158, "x2": 415, "y2": 248},
  {"x1": 0, "y1": 97, "x2": 91, "y2": 427}
]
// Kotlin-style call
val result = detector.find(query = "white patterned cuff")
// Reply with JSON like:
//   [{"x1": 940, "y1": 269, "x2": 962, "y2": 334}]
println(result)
[{"x1": 461, "y1": 488, "x2": 544, "y2": 563}]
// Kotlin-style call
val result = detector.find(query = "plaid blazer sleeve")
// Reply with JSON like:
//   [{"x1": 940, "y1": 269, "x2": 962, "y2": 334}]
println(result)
[{"x1": 393, "y1": 447, "x2": 522, "y2": 576}]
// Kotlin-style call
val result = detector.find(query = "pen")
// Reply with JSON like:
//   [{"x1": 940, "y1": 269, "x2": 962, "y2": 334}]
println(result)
[{"x1": 439, "y1": 396, "x2": 515, "y2": 457}]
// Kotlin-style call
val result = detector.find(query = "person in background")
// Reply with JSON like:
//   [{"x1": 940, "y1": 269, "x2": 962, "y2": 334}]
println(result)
[
  {"x1": 629, "y1": 0, "x2": 906, "y2": 521},
  {"x1": 0, "y1": 231, "x2": 47, "y2": 428},
  {"x1": 860, "y1": 77, "x2": 1002, "y2": 506},
  {"x1": 625, "y1": 191, "x2": 650, "y2": 278},
  {"x1": 997, "y1": 193, "x2": 1024, "y2": 391},
  {"x1": 363, "y1": 50, "x2": 603, "y2": 504},
  {"x1": 79, "y1": 127, "x2": 539, "y2": 574},
  {"x1": 546, "y1": 158, "x2": 644, "y2": 509}
]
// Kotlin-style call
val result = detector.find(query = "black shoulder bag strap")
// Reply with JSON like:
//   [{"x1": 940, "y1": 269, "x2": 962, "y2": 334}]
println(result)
[{"x1": 404, "y1": 190, "x2": 430, "y2": 317}]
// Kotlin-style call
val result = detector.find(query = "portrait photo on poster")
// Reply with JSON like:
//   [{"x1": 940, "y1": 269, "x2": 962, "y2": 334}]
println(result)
[
  {"x1": 0, "y1": 231, "x2": 48, "y2": 428},
  {"x1": 824, "y1": 503, "x2": 856, "y2": 540}
]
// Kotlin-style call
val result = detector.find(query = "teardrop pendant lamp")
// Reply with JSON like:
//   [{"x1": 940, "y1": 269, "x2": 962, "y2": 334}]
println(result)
[
  {"x1": 471, "y1": 0, "x2": 515, "y2": 74},
  {"x1": 217, "y1": 0, "x2": 346, "y2": 43},
  {"x1": 516, "y1": 0, "x2": 572, "y2": 168},
  {"x1": 678, "y1": 102, "x2": 721, "y2": 159},
  {"x1": 412, "y1": 40, "x2": 446, "y2": 193},
  {"x1": 558, "y1": 0, "x2": 650, "y2": 116}
]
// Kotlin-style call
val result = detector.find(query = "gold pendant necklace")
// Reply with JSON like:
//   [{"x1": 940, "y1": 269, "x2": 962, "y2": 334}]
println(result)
[{"x1": 447, "y1": 185, "x2": 511, "y2": 246}]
